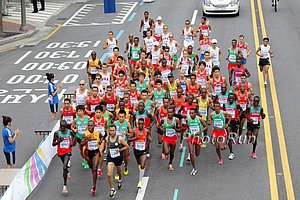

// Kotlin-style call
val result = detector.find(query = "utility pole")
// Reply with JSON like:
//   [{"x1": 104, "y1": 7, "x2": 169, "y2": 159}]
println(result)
[
  {"x1": 19, "y1": 0, "x2": 28, "y2": 31},
  {"x1": 0, "y1": 0, "x2": 4, "y2": 36}
]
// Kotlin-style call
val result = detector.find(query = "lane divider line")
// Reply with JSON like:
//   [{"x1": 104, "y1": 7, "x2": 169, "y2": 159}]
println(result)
[
  {"x1": 173, "y1": 189, "x2": 179, "y2": 200},
  {"x1": 14, "y1": 50, "x2": 32, "y2": 64},
  {"x1": 129, "y1": 12, "x2": 137, "y2": 22},
  {"x1": 191, "y1": 10, "x2": 198, "y2": 26},
  {"x1": 256, "y1": 0, "x2": 295, "y2": 199},
  {"x1": 116, "y1": 29, "x2": 124, "y2": 40},
  {"x1": 179, "y1": 146, "x2": 186, "y2": 167},
  {"x1": 135, "y1": 177, "x2": 149, "y2": 200},
  {"x1": 139, "y1": 1, "x2": 144, "y2": 6},
  {"x1": 250, "y1": 0, "x2": 278, "y2": 199}
]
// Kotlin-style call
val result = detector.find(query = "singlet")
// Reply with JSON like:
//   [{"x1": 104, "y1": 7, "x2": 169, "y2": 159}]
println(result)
[
  {"x1": 85, "y1": 130, "x2": 100, "y2": 151},
  {"x1": 196, "y1": 70, "x2": 207, "y2": 89},
  {"x1": 100, "y1": 72, "x2": 111, "y2": 86},
  {"x1": 237, "y1": 82, "x2": 250, "y2": 92},
  {"x1": 204, "y1": 59, "x2": 213, "y2": 76},
  {"x1": 139, "y1": 99, "x2": 153, "y2": 114},
  {"x1": 95, "y1": 83, "x2": 105, "y2": 95},
  {"x1": 107, "y1": 38, "x2": 117, "y2": 55},
  {"x1": 130, "y1": 91, "x2": 139, "y2": 105},
  {"x1": 153, "y1": 89, "x2": 165, "y2": 107},
  {"x1": 88, "y1": 96, "x2": 101, "y2": 113},
  {"x1": 133, "y1": 128, "x2": 147, "y2": 151},
  {"x1": 160, "y1": 66, "x2": 172, "y2": 83},
  {"x1": 88, "y1": 58, "x2": 100, "y2": 74},
  {"x1": 114, "y1": 65, "x2": 127, "y2": 78},
  {"x1": 162, "y1": 54, "x2": 172, "y2": 66},
  {"x1": 168, "y1": 40, "x2": 178, "y2": 56},
  {"x1": 260, "y1": 44, "x2": 270, "y2": 59},
  {"x1": 131, "y1": 45, "x2": 141, "y2": 61},
  {"x1": 136, "y1": 81, "x2": 147, "y2": 93},
  {"x1": 144, "y1": 37, "x2": 155, "y2": 53},
  {"x1": 238, "y1": 42, "x2": 248, "y2": 58},
  {"x1": 135, "y1": 110, "x2": 151, "y2": 128},
  {"x1": 233, "y1": 65, "x2": 245, "y2": 85},
  {"x1": 168, "y1": 81, "x2": 177, "y2": 98},
  {"x1": 115, "y1": 78, "x2": 127, "y2": 98},
  {"x1": 116, "y1": 120, "x2": 129, "y2": 142},
  {"x1": 62, "y1": 106, "x2": 75, "y2": 125},
  {"x1": 107, "y1": 135, "x2": 121, "y2": 158},
  {"x1": 151, "y1": 48, "x2": 161, "y2": 64},
  {"x1": 184, "y1": 27, "x2": 193, "y2": 42},
  {"x1": 247, "y1": 106, "x2": 262, "y2": 125},
  {"x1": 154, "y1": 22, "x2": 164, "y2": 37},
  {"x1": 228, "y1": 47, "x2": 238, "y2": 64},
  {"x1": 217, "y1": 92, "x2": 229, "y2": 107},
  {"x1": 210, "y1": 47, "x2": 220, "y2": 66},
  {"x1": 104, "y1": 93, "x2": 117, "y2": 112},
  {"x1": 187, "y1": 83, "x2": 199, "y2": 97},
  {"x1": 163, "y1": 117, "x2": 176, "y2": 137},
  {"x1": 76, "y1": 116, "x2": 89, "y2": 139},
  {"x1": 103, "y1": 111, "x2": 111, "y2": 127},
  {"x1": 181, "y1": 103, "x2": 197, "y2": 120},
  {"x1": 161, "y1": 32, "x2": 170, "y2": 47},
  {"x1": 237, "y1": 91, "x2": 249, "y2": 111},
  {"x1": 57, "y1": 130, "x2": 72, "y2": 155},
  {"x1": 93, "y1": 116, "x2": 106, "y2": 137},
  {"x1": 212, "y1": 110, "x2": 226, "y2": 130},
  {"x1": 115, "y1": 108, "x2": 130, "y2": 121},
  {"x1": 199, "y1": 24, "x2": 209, "y2": 37},
  {"x1": 179, "y1": 57, "x2": 191, "y2": 76},
  {"x1": 187, "y1": 116, "x2": 203, "y2": 137},
  {"x1": 76, "y1": 88, "x2": 88, "y2": 106},
  {"x1": 212, "y1": 76, "x2": 224, "y2": 94},
  {"x1": 173, "y1": 95, "x2": 185, "y2": 114},
  {"x1": 198, "y1": 96, "x2": 209, "y2": 120},
  {"x1": 138, "y1": 68, "x2": 150, "y2": 82},
  {"x1": 158, "y1": 106, "x2": 168, "y2": 123},
  {"x1": 200, "y1": 39, "x2": 211, "y2": 54},
  {"x1": 143, "y1": 19, "x2": 151, "y2": 31},
  {"x1": 224, "y1": 102, "x2": 239, "y2": 120}
]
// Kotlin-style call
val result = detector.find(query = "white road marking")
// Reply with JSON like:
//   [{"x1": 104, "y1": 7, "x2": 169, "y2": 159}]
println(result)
[
  {"x1": 14, "y1": 51, "x2": 32, "y2": 64},
  {"x1": 191, "y1": 10, "x2": 198, "y2": 25},
  {"x1": 135, "y1": 177, "x2": 149, "y2": 200},
  {"x1": 63, "y1": 4, "x2": 89, "y2": 26},
  {"x1": 117, "y1": 2, "x2": 138, "y2": 24}
]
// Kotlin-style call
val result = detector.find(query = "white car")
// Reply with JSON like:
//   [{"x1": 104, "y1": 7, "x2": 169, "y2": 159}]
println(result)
[{"x1": 202, "y1": 0, "x2": 240, "y2": 16}]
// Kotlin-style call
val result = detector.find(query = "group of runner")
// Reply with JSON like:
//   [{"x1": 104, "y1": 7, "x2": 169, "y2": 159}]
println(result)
[{"x1": 52, "y1": 11, "x2": 273, "y2": 198}]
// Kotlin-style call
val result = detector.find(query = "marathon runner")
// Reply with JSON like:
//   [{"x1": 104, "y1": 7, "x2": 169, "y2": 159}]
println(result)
[
  {"x1": 186, "y1": 108, "x2": 208, "y2": 175},
  {"x1": 167, "y1": 73, "x2": 177, "y2": 98},
  {"x1": 168, "y1": 33, "x2": 181, "y2": 63},
  {"x1": 86, "y1": 51, "x2": 102, "y2": 88},
  {"x1": 181, "y1": 19, "x2": 196, "y2": 48},
  {"x1": 209, "y1": 39, "x2": 222, "y2": 67},
  {"x1": 227, "y1": 39, "x2": 243, "y2": 78},
  {"x1": 197, "y1": 16, "x2": 211, "y2": 41},
  {"x1": 60, "y1": 98, "x2": 76, "y2": 129},
  {"x1": 143, "y1": 30, "x2": 155, "y2": 58},
  {"x1": 52, "y1": 120, "x2": 76, "y2": 194},
  {"x1": 103, "y1": 125, "x2": 129, "y2": 198},
  {"x1": 176, "y1": 70, "x2": 188, "y2": 94},
  {"x1": 196, "y1": 61, "x2": 209, "y2": 90},
  {"x1": 113, "y1": 56, "x2": 127, "y2": 80},
  {"x1": 86, "y1": 85, "x2": 101, "y2": 117},
  {"x1": 124, "y1": 34, "x2": 134, "y2": 64},
  {"x1": 93, "y1": 74, "x2": 106, "y2": 96},
  {"x1": 173, "y1": 87, "x2": 186, "y2": 150},
  {"x1": 238, "y1": 35, "x2": 251, "y2": 67},
  {"x1": 153, "y1": 16, "x2": 164, "y2": 41},
  {"x1": 198, "y1": 33, "x2": 211, "y2": 61},
  {"x1": 235, "y1": 74, "x2": 254, "y2": 95},
  {"x1": 256, "y1": 37, "x2": 273, "y2": 85},
  {"x1": 155, "y1": 97, "x2": 169, "y2": 150},
  {"x1": 217, "y1": 84, "x2": 229, "y2": 108},
  {"x1": 129, "y1": 37, "x2": 141, "y2": 76},
  {"x1": 104, "y1": 85, "x2": 119, "y2": 114},
  {"x1": 209, "y1": 66, "x2": 228, "y2": 95},
  {"x1": 139, "y1": 11, "x2": 154, "y2": 38},
  {"x1": 176, "y1": 50, "x2": 192, "y2": 78},
  {"x1": 229, "y1": 57, "x2": 251, "y2": 87},
  {"x1": 74, "y1": 80, "x2": 88, "y2": 107},
  {"x1": 114, "y1": 70, "x2": 128, "y2": 99},
  {"x1": 100, "y1": 63, "x2": 113, "y2": 86},
  {"x1": 103, "y1": 31, "x2": 119, "y2": 56}
]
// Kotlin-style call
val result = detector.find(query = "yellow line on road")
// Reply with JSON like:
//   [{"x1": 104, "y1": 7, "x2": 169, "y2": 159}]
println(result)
[
  {"x1": 250, "y1": 0, "x2": 278, "y2": 199},
  {"x1": 0, "y1": 47, "x2": 16, "y2": 53},
  {"x1": 257, "y1": 0, "x2": 295, "y2": 199},
  {"x1": 43, "y1": 24, "x2": 62, "y2": 41}
]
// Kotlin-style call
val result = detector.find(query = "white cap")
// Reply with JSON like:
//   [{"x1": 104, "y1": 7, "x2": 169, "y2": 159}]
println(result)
[
  {"x1": 154, "y1": 41, "x2": 159, "y2": 46},
  {"x1": 157, "y1": 16, "x2": 162, "y2": 21},
  {"x1": 211, "y1": 39, "x2": 217, "y2": 44}
]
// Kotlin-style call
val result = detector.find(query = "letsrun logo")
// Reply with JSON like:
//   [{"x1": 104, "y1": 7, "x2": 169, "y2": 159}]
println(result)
[{"x1": 24, "y1": 148, "x2": 48, "y2": 193}]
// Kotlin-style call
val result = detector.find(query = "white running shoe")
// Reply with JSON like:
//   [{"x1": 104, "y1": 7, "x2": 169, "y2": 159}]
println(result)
[
  {"x1": 186, "y1": 154, "x2": 191, "y2": 162},
  {"x1": 228, "y1": 153, "x2": 235, "y2": 160}
]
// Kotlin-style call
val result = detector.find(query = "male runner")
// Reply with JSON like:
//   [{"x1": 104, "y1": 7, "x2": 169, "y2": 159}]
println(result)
[
  {"x1": 60, "y1": 98, "x2": 76, "y2": 129},
  {"x1": 256, "y1": 37, "x2": 273, "y2": 85}
]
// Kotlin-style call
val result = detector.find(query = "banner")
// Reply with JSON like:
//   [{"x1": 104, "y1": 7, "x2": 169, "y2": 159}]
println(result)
[{"x1": 2, "y1": 121, "x2": 60, "y2": 200}]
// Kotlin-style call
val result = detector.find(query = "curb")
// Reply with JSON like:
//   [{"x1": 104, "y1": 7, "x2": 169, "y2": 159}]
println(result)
[{"x1": 0, "y1": 29, "x2": 39, "y2": 46}]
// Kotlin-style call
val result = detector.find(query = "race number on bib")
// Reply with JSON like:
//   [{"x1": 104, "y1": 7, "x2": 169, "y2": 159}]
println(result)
[
  {"x1": 78, "y1": 125, "x2": 86, "y2": 135},
  {"x1": 60, "y1": 139, "x2": 70, "y2": 149},
  {"x1": 109, "y1": 148, "x2": 120, "y2": 158},
  {"x1": 227, "y1": 109, "x2": 235, "y2": 119},
  {"x1": 240, "y1": 104, "x2": 247, "y2": 111},
  {"x1": 214, "y1": 119, "x2": 224, "y2": 129},
  {"x1": 251, "y1": 117, "x2": 259, "y2": 125},
  {"x1": 199, "y1": 109, "x2": 207, "y2": 117},
  {"x1": 63, "y1": 116, "x2": 73, "y2": 124},
  {"x1": 95, "y1": 127, "x2": 105, "y2": 136},
  {"x1": 166, "y1": 128, "x2": 176, "y2": 137},
  {"x1": 190, "y1": 125, "x2": 200, "y2": 135},
  {"x1": 107, "y1": 104, "x2": 114, "y2": 111},
  {"x1": 135, "y1": 142, "x2": 146, "y2": 151},
  {"x1": 88, "y1": 141, "x2": 98, "y2": 150}
]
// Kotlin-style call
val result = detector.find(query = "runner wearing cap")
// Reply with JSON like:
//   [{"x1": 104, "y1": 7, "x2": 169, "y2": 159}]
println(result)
[
  {"x1": 154, "y1": 16, "x2": 164, "y2": 41},
  {"x1": 209, "y1": 39, "x2": 222, "y2": 67},
  {"x1": 151, "y1": 41, "x2": 161, "y2": 72}
]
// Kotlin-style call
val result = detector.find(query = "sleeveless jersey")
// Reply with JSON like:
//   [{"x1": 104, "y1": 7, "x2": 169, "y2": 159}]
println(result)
[
  {"x1": 61, "y1": 106, "x2": 75, "y2": 125},
  {"x1": 57, "y1": 130, "x2": 72, "y2": 155},
  {"x1": 212, "y1": 110, "x2": 226, "y2": 130},
  {"x1": 76, "y1": 116, "x2": 89, "y2": 139},
  {"x1": 163, "y1": 117, "x2": 176, "y2": 137}
]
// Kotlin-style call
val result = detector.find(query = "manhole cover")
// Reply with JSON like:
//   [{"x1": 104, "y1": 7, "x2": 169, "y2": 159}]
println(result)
[{"x1": 57, "y1": 18, "x2": 68, "y2": 20}]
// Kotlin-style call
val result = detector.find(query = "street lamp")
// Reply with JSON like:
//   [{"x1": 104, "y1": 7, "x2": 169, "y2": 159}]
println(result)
[{"x1": 20, "y1": 0, "x2": 28, "y2": 31}]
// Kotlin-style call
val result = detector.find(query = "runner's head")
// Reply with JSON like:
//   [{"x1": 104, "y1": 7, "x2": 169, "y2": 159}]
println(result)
[
  {"x1": 201, "y1": 88, "x2": 207, "y2": 97},
  {"x1": 163, "y1": 24, "x2": 168, "y2": 33},
  {"x1": 189, "y1": 108, "x2": 197, "y2": 119},
  {"x1": 138, "y1": 118, "x2": 145, "y2": 130},
  {"x1": 263, "y1": 37, "x2": 269, "y2": 46},
  {"x1": 214, "y1": 101, "x2": 221, "y2": 112},
  {"x1": 95, "y1": 105, "x2": 103, "y2": 118},
  {"x1": 108, "y1": 31, "x2": 114, "y2": 39},
  {"x1": 211, "y1": 39, "x2": 217, "y2": 47},
  {"x1": 130, "y1": 80, "x2": 137, "y2": 91},
  {"x1": 161, "y1": 58, "x2": 167, "y2": 67},
  {"x1": 155, "y1": 79, "x2": 163, "y2": 89},
  {"x1": 176, "y1": 87, "x2": 183, "y2": 97},
  {"x1": 76, "y1": 105, "x2": 85, "y2": 116},
  {"x1": 221, "y1": 83, "x2": 227, "y2": 93},
  {"x1": 201, "y1": 16, "x2": 207, "y2": 24},
  {"x1": 236, "y1": 57, "x2": 242, "y2": 67},
  {"x1": 119, "y1": 100, "x2": 125, "y2": 110},
  {"x1": 164, "y1": 46, "x2": 170, "y2": 55},
  {"x1": 187, "y1": 94, "x2": 194, "y2": 104},
  {"x1": 100, "y1": 100, "x2": 107, "y2": 111},
  {"x1": 60, "y1": 120, "x2": 68, "y2": 132},
  {"x1": 199, "y1": 60, "x2": 206, "y2": 70},
  {"x1": 141, "y1": 90, "x2": 148, "y2": 101},
  {"x1": 187, "y1": 45, "x2": 193, "y2": 53},
  {"x1": 253, "y1": 96, "x2": 260, "y2": 107},
  {"x1": 118, "y1": 109, "x2": 126, "y2": 123},
  {"x1": 180, "y1": 69, "x2": 185, "y2": 77},
  {"x1": 241, "y1": 74, "x2": 247, "y2": 83},
  {"x1": 91, "y1": 51, "x2": 97, "y2": 59},
  {"x1": 64, "y1": 98, "x2": 71, "y2": 109},
  {"x1": 140, "y1": 50, "x2": 147, "y2": 59},
  {"x1": 109, "y1": 124, "x2": 117, "y2": 137},
  {"x1": 91, "y1": 85, "x2": 98, "y2": 97},
  {"x1": 203, "y1": 33, "x2": 209, "y2": 40},
  {"x1": 138, "y1": 101, "x2": 145, "y2": 112},
  {"x1": 134, "y1": 37, "x2": 139, "y2": 45},
  {"x1": 46, "y1": 73, "x2": 55, "y2": 82},
  {"x1": 102, "y1": 63, "x2": 108, "y2": 71},
  {"x1": 182, "y1": 49, "x2": 188, "y2": 58},
  {"x1": 185, "y1": 19, "x2": 190, "y2": 27},
  {"x1": 146, "y1": 30, "x2": 152, "y2": 37},
  {"x1": 204, "y1": 51, "x2": 210, "y2": 60},
  {"x1": 240, "y1": 82, "x2": 246, "y2": 92},
  {"x1": 129, "y1": 34, "x2": 134, "y2": 40},
  {"x1": 169, "y1": 33, "x2": 174, "y2": 40},
  {"x1": 231, "y1": 39, "x2": 237, "y2": 47},
  {"x1": 228, "y1": 93, "x2": 235, "y2": 104},
  {"x1": 163, "y1": 97, "x2": 169, "y2": 108},
  {"x1": 190, "y1": 73, "x2": 196, "y2": 84},
  {"x1": 168, "y1": 73, "x2": 174, "y2": 82},
  {"x1": 212, "y1": 66, "x2": 220, "y2": 78},
  {"x1": 144, "y1": 11, "x2": 149, "y2": 18},
  {"x1": 167, "y1": 107, "x2": 174, "y2": 119},
  {"x1": 154, "y1": 70, "x2": 162, "y2": 80},
  {"x1": 139, "y1": 72, "x2": 146, "y2": 81},
  {"x1": 2, "y1": 115, "x2": 12, "y2": 127},
  {"x1": 141, "y1": 60, "x2": 147, "y2": 69},
  {"x1": 106, "y1": 85, "x2": 113, "y2": 95},
  {"x1": 118, "y1": 70, "x2": 125, "y2": 80},
  {"x1": 117, "y1": 55, "x2": 124, "y2": 65},
  {"x1": 113, "y1": 47, "x2": 119, "y2": 56},
  {"x1": 95, "y1": 74, "x2": 102, "y2": 83},
  {"x1": 239, "y1": 34, "x2": 245, "y2": 43},
  {"x1": 79, "y1": 80, "x2": 86, "y2": 88},
  {"x1": 87, "y1": 120, "x2": 95, "y2": 132}
]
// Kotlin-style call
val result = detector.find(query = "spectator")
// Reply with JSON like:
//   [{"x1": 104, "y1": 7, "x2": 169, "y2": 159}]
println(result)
[
  {"x1": 32, "y1": 0, "x2": 45, "y2": 13},
  {"x1": 46, "y1": 73, "x2": 62, "y2": 120},
  {"x1": 2, "y1": 116, "x2": 20, "y2": 168}
]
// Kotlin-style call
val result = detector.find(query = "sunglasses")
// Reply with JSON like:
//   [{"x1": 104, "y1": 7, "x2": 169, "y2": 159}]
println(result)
[
  {"x1": 165, "y1": 50, "x2": 169, "y2": 52},
  {"x1": 96, "y1": 78, "x2": 101, "y2": 80},
  {"x1": 79, "y1": 84, "x2": 84, "y2": 86}
]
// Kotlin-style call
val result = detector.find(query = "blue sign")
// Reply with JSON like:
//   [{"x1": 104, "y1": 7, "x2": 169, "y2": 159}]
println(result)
[{"x1": 104, "y1": 0, "x2": 116, "y2": 13}]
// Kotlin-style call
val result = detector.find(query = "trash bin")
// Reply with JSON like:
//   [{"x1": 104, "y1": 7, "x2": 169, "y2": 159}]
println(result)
[{"x1": 104, "y1": 0, "x2": 116, "y2": 13}]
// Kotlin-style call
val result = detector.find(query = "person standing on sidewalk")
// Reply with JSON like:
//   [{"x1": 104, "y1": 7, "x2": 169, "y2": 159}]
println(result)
[
  {"x1": 46, "y1": 73, "x2": 62, "y2": 120},
  {"x1": 32, "y1": 0, "x2": 45, "y2": 13},
  {"x1": 2, "y1": 116, "x2": 20, "y2": 168}
]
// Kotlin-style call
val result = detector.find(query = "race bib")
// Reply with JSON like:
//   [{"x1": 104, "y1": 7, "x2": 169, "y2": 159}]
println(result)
[
  {"x1": 107, "y1": 104, "x2": 114, "y2": 111},
  {"x1": 132, "y1": 51, "x2": 139, "y2": 59},
  {"x1": 235, "y1": 76, "x2": 241, "y2": 83},
  {"x1": 88, "y1": 141, "x2": 98, "y2": 150},
  {"x1": 169, "y1": 91, "x2": 177, "y2": 98},
  {"x1": 199, "y1": 109, "x2": 207, "y2": 117},
  {"x1": 166, "y1": 128, "x2": 176, "y2": 137},
  {"x1": 251, "y1": 117, "x2": 259, "y2": 125},
  {"x1": 190, "y1": 125, "x2": 200, "y2": 135},
  {"x1": 91, "y1": 67, "x2": 98, "y2": 74},
  {"x1": 60, "y1": 139, "x2": 70, "y2": 149},
  {"x1": 227, "y1": 109, "x2": 235, "y2": 119},
  {"x1": 229, "y1": 54, "x2": 236, "y2": 62},
  {"x1": 219, "y1": 98, "x2": 227, "y2": 106},
  {"x1": 135, "y1": 142, "x2": 146, "y2": 151},
  {"x1": 240, "y1": 104, "x2": 247, "y2": 111},
  {"x1": 109, "y1": 148, "x2": 120, "y2": 158},
  {"x1": 63, "y1": 116, "x2": 73, "y2": 124},
  {"x1": 156, "y1": 98, "x2": 163, "y2": 107},
  {"x1": 117, "y1": 129, "x2": 127, "y2": 139},
  {"x1": 116, "y1": 87, "x2": 124, "y2": 98},
  {"x1": 78, "y1": 125, "x2": 86, "y2": 135},
  {"x1": 91, "y1": 105, "x2": 97, "y2": 112},
  {"x1": 215, "y1": 85, "x2": 221, "y2": 94},
  {"x1": 214, "y1": 119, "x2": 223, "y2": 129}
]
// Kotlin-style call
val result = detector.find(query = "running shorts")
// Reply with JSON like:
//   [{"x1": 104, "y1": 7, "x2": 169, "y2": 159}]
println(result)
[
  {"x1": 87, "y1": 149, "x2": 99, "y2": 159},
  {"x1": 229, "y1": 120, "x2": 239, "y2": 129},
  {"x1": 4, "y1": 151, "x2": 15, "y2": 165},
  {"x1": 212, "y1": 129, "x2": 227, "y2": 138},
  {"x1": 259, "y1": 58, "x2": 270, "y2": 66},
  {"x1": 107, "y1": 155, "x2": 123, "y2": 166},
  {"x1": 58, "y1": 152, "x2": 72, "y2": 163},
  {"x1": 162, "y1": 135, "x2": 178, "y2": 145},
  {"x1": 133, "y1": 149, "x2": 147, "y2": 158},
  {"x1": 50, "y1": 103, "x2": 58, "y2": 113},
  {"x1": 227, "y1": 62, "x2": 237, "y2": 69},
  {"x1": 187, "y1": 136, "x2": 202, "y2": 146},
  {"x1": 130, "y1": 59, "x2": 138, "y2": 66},
  {"x1": 247, "y1": 123, "x2": 260, "y2": 131}
]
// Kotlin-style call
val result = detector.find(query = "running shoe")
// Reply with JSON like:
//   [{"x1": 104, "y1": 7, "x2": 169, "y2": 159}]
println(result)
[
  {"x1": 137, "y1": 181, "x2": 142, "y2": 189},
  {"x1": 81, "y1": 160, "x2": 85, "y2": 167},
  {"x1": 191, "y1": 168, "x2": 197, "y2": 176},
  {"x1": 83, "y1": 161, "x2": 89, "y2": 169},
  {"x1": 117, "y1": 179, "x2": 123, "y2": 189},
  {"x1": 115, "y1": 174, "x2": 119, "y2": 180},
  {"x1": 228, "y1": 153, "x2": 235, "y2": 160},
  {"x1": 124, "y1": 168, "x2": 129, "y2": 176},
  {"x1": 138, "y1": 165, "x2": 141, "y2": 171},
  {"x1": 62, "y1": 185, "x2": 68, "y2": 194},
  {"x1": 186, "y1": 154, "x2": 191, "y2": 162},
  {"x1": 218, "y1": 158, "x2": 223, "y2": 165},
  {"x1": 168, "y1": 164, "x2": 174, "y2": 171},
  {"x1": 147, "y1": 153, "x2": 150, "y2": 158},
  {"x1": 97, "y1": 169, "x2": 103, "y2": 177},
  {"x1": 91, "y1": 186, "x2": 96, "y2": 196},
  {"x1": 162, "y1": 153, "x2": 166, "y2": 160},
  {"x1": 109, "y1": 188, "x2": 116, "y2": 198},
  {"x1": 67, "y1": 172, "x2": 71, "y2": 180},
  {"x1": 264, "y1": 81, "x2": 267, "y2": 85},
  {"x1": 179, "y1": 143, "x2": 183, "y2": 151},
  {"x1": 67, "y1": 159, "x2": 72, "y2": 168},
  {"x1": 251, "y1": 152, "x2": 257, "y2": 159},
  {"x1": 201, "y1": 141, "x2": 207, "y2": 148}
]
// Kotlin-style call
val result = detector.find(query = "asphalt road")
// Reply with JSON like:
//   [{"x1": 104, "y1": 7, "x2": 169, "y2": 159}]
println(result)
[{"x1": 0, "y1": 0, "x2": 299, "y2": 199}]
